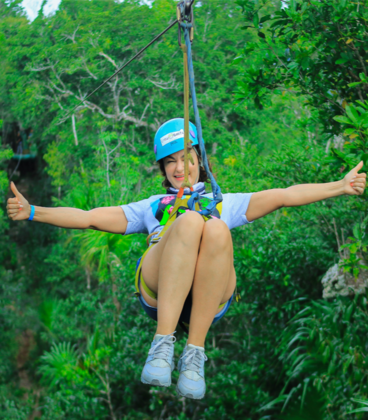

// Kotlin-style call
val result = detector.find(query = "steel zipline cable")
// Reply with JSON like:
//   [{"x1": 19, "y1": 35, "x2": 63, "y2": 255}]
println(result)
[{"x1": 61, "y1": 18, "x2": 178, "y2": 121}]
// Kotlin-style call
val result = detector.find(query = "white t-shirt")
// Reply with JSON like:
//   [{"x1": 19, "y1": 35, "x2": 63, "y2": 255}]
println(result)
[{"x1": 121, "y1": 182, "x2": 253, "y2": 241}]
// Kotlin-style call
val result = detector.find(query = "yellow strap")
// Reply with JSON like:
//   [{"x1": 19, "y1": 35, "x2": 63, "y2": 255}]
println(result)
[
  {"x1": 139, "y1": 270, "x2": 157, "y2": 300},
  {"x1": 235, "y1": 286, "x2": 241, "y2": 303},
  {"x1": 146, "y1": 231, "x2": 158, "y2": 247},
  {"x1": 180, "y1": 43, "x2": 193, "y2": 190},
  {"x1": 134, "y1": 244, "x2": 155, "y2": 295}
]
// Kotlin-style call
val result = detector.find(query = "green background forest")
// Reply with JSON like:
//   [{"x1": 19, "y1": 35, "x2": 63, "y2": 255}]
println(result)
[{"x1": 1, "y1": 0, "x2": 368, "y2": 418}]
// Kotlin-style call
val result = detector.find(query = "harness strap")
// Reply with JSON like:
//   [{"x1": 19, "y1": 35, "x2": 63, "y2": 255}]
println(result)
[
  {"x1": 140, "y1": 273, "x2": 158, "y2": 300},
  {"x1": 146, "y1": 231, "x2": 159, "y2": 247},
  {"x1": 134, "y1": 244, "x2": 155, "y2": 297}
]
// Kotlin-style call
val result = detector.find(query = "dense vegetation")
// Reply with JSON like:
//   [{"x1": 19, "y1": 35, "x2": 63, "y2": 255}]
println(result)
[{"x1": 1, "y1": 0, "x2": 367, "y2": 418}]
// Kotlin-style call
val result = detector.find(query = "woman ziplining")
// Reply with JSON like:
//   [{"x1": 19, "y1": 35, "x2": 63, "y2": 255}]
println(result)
[
  {"x1": 5, "y1": 0, "x2": 368, "y2": 401},
  {"x1": 6, "y1": 132, "x2": 367, "y2": 399}
]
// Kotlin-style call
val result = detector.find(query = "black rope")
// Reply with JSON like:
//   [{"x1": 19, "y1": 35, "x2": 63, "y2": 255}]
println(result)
[{"x1": 61, "y1": 19, "x2": 178, "y2": 121}]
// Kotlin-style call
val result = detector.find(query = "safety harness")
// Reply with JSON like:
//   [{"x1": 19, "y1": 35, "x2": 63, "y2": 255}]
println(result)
[
  {"x1": 134, "y1": 189, "x2": 226, "y2": 334},
  {"x1": 134, "y1": 191, "x2": 223, "y2": 300}
]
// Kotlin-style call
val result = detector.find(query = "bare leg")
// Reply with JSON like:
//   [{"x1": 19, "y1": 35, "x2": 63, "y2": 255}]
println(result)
[
  {"x1": 141, "y1": 211, "x2": 205, "y2": 336},
  {"x1": 188, "y1": 219, "x2": 236, "y2": 347}
]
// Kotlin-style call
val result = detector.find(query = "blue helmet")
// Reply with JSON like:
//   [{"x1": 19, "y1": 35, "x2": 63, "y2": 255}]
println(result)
[{"x1": 154, "y1": 118, "x2": 199, "y2": 162}]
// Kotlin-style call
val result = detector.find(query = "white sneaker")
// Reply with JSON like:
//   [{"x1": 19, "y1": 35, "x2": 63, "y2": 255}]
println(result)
[
  {"x1": 141, "y1": 333, "x2": 176, "y2": 387},
  {"x1": 176, "y1": 344, "x2": 207, "y2": 399}
]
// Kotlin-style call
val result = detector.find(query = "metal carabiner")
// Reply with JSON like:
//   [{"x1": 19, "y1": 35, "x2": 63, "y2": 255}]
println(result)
[{"x1": 184, "y1": 0, "x2": 193, "y2": 17}]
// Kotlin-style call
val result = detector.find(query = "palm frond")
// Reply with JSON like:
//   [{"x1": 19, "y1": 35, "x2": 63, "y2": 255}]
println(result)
[{"x1": 39, "y1": 342, "x2": 79, "y2": 388}]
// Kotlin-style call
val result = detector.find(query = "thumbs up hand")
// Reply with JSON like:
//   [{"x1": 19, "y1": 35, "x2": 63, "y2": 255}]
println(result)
[
  {"x1": 343, "y1": 161, "x2": 367, "y2": 195},
  {"x1": 7, "y1": 182, "x2": 31, "y2": 221}
]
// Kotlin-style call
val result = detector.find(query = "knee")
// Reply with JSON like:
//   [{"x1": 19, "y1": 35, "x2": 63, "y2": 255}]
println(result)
[
  {"x1": 202, "y1": 219, "x2": 232, "y2": 252},
  {"x1": 173, "y1": 211, "x2": 205, "y2": 243}
]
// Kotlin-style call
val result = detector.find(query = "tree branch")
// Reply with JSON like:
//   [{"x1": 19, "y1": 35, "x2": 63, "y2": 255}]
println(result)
[
  {"x1": 83, "y1": 61, "x2": 98, "y2": 80},
  {"x1": 99, "y1": 52, "x2": 118, "y2": 69},
  {"x1": 62, "y1": 24, "x2": 80, "y2": 44},
  {"x1": 72, "y1": 114, "x2": 78, "y2": 146}
]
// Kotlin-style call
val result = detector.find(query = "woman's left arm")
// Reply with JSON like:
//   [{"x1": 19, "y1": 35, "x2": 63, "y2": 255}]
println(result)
[{"x1": 246, "y1": 161, "x2": 366, "y2": 222}]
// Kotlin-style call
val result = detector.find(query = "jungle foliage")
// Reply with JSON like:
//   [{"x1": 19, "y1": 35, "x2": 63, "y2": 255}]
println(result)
[{"x1": 0, "y1": 0, "x2": 367, "y2": 419}]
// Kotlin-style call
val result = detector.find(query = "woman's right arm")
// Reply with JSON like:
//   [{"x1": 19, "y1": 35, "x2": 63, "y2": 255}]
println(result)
[{"x1": 6, "y1": 182, "x2": 128, "y2": 234}]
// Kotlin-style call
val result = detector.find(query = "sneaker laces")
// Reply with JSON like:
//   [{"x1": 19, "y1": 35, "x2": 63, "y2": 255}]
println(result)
[
  {"x1": 180, "y1": 348, "x2": 208, "y2": 373},
  {"x1": 149, "y1": 333, "x2": 176, "y2": 361}
]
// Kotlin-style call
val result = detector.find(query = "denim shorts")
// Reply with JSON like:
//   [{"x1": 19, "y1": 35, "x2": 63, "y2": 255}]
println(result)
[{"x1": 138, "y1": 282, "x2": 233, "y2": 326}]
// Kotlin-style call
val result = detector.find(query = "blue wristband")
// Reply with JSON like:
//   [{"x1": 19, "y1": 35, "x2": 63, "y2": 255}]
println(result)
[{"x1": 28, "y1": 205, "x2": 35, "y2": 221}]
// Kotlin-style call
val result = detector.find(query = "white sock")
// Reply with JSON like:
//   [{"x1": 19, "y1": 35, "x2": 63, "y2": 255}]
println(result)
[
  {"x1": 154, "y1": 333, "x2": 175, "y2": 342},
  {"x1": 187, "y1": 343, "x2": 205, "y2": 352},
  {"x1": 154, "y1": 334, "x2": 165, "y2": 342}
]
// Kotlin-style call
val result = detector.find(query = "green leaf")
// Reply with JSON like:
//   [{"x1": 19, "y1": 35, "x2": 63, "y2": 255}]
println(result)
[
  {"x1": 260, "y1": 14, "x2": 271, "y2": 23},
  {"x1": 270, "y1": 19, "x2": 288, "y2": 29},
  {"x1": 301, "y1": 378, "x2": 310, "y2": 409},
  {"x1": 353, "y1": 223, "x2": 361, "y2": 240},
  {"x1": 335, "y1": 58, "x2": 348, "y2": 64},
  {"x1": 359, "y1": 72, "x2": 368, "y2": 82},
  {"x1": 346, "y1": 105, "x2": 359, "y2": 123},
  {"x1": 357, "y1": 100, "x2": 368, "y2": 109},
  {"x1": 253, "y1": 13, "x2": 259, "y2": 28},
  {"x1": 322, "y1": 344, "x2": 331, "y2": 362},
  {"x1": 356, "y1": 107, "x2": 367, "y2": 114},
  {"x1": 344, "y1": 128, "x2": 356, "y2": 135},
  {"x1": 334, "y1": 115, "x2": 353, "y2": 125},
  {"x1": 232, "y1": 56, "x2": 244, "y2": 64},
  {"x1": 351, "y1": 398, "x2": 368, "y2": 407}
]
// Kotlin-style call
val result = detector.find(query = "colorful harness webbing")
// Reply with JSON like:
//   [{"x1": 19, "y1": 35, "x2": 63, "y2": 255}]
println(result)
[{"x1": 134, "y1": 194, "x2": 226, "y2": 310}]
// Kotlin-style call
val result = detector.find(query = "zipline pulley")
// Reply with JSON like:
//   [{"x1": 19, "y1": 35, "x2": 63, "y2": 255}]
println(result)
[{"x1": 177, "y1": 0, "x2": 194, "y2": 46}]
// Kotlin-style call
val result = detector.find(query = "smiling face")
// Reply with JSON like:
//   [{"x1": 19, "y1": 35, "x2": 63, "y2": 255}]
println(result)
[{"x1": 163, "y1": 148, "x2": 200, "y2": 189}]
